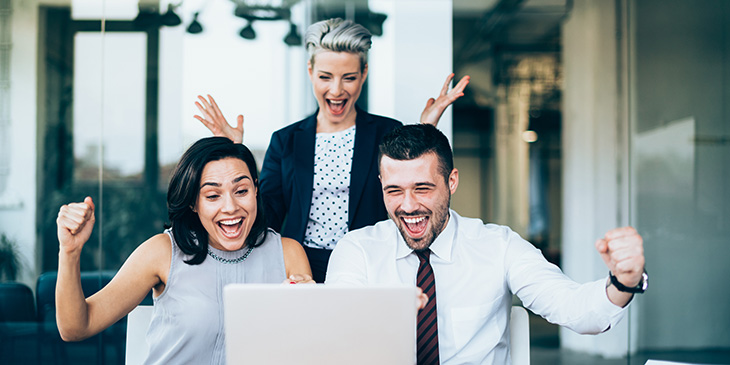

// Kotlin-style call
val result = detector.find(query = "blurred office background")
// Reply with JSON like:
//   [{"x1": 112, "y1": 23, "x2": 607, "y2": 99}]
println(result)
[{"x1": 0, "y1": 0, "x2": 728, "y2": 363}]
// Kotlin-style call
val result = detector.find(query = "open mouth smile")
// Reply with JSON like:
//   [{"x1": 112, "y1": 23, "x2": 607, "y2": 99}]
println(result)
[
  {"x1": 400, "y1": 215, "x2": 429, "y2": 238},
  {"x1": 217, "y1": 217, "x2": 243, "y2": 239},
  {"x1": 326, "y1": 98, "x2": 348, "y2": 115}
]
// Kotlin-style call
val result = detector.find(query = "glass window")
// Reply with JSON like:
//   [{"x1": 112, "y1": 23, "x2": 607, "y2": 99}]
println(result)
[{"x1": 73, "y1": 32, "x2": 147, "y2": 183}]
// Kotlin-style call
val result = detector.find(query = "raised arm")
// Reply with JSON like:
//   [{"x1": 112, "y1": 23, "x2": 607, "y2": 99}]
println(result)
[
  {"x1": 419, "y1": 73, "x2": 471, "y2": 126},
  {"x1": 56, "y1": 197, "x2": 168, "y2": 341},
  {"x1": 595, "y1": 226, "x2": 646, "y2": 307},
  {"x1": 194, "y1": 94, "x2": 244, "y2": 143}
]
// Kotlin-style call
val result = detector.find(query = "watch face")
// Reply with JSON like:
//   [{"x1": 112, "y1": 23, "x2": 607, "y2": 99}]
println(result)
[{"x1": 640, "y1": 271, "x2": 649, "y2": 291}]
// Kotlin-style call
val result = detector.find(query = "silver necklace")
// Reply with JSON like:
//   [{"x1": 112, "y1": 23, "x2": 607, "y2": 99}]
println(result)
[{"x1": 207, "y1": 245, "x2": 254, "y2": 264}]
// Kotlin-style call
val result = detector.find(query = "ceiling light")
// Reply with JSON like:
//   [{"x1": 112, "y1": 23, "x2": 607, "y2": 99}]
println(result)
[
  {"x1": 234, "y1": 4, "x2": 289, "y2": 21},
  {"x1": 283, "y1": 23, "x2": 302, "y2": 46},
  {"x1": 522, "y1": 130, "x2": 538, "y2": 143},
  {"x1": 160, "y1": 3, "x2": 182, "y2": 26},
  {"x1": 239, "y1": 22, "x2": 256, "y2": 40},
  {"x1": 187, "y1": 12, "x2": 203, "y2": 34}
]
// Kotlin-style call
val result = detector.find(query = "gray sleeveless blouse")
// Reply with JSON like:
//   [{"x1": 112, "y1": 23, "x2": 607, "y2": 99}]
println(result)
[{"x1": 144, "y1": 228, "x2": 286, "y2": 364}]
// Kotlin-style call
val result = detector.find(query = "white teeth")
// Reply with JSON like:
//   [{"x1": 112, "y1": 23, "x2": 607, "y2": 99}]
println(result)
[
  {"x1": 329, "y1": 100, "x2": 344, "y2": 104},
  {"x1": 403, "y1": 217, "x2": 425, "y2": 224},
  {"x1": 219, "y1": 218, "x2": 242, "y2": 225}
]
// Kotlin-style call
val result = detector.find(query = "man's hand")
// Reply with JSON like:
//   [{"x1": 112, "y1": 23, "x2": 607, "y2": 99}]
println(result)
[
  {"x1": 596, "y1": 226, "x2": 645, "y2": 290},
  {"x1": 57, "y1": 197, "x2": 96, "y2": 255},
  {"x1": 420, "y1": 73, "x2": 471, "y2": 126},
  {"x1": 194, "y1": 94, "x2": 244, "y2": 143}
]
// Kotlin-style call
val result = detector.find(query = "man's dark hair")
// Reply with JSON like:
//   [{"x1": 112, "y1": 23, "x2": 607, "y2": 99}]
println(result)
[
  {"x1": 166, "y1": 137, "x2": 268, "y2": 265},
  {"x1": 378, "y1": 124, "x2": 454, "y2": 183}
]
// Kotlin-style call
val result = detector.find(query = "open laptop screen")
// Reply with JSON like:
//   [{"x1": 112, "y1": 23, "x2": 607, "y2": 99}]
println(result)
[{"x1": 223, "y1": 284, "x2": 417, "y2": 365}]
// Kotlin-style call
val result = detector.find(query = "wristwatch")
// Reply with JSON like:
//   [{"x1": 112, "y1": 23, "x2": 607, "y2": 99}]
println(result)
[{"x1": 609, "y1": 270, "x2": 648, "y2": 294}]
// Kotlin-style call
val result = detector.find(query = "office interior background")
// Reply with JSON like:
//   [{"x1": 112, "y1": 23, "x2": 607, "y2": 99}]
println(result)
[{"x1": 1, "y1": 0, "x2": 728, "y2": 363}]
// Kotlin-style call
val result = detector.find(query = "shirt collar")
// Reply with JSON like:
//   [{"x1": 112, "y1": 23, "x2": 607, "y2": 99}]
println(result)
[{"x1": 395, "y1": 209, "x2": 457, "y2": 262}]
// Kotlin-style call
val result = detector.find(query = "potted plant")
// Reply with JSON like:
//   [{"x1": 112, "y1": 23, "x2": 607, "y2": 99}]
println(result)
[{"x1": 0, "y1": 234, "x2": 22, "y2": 282}]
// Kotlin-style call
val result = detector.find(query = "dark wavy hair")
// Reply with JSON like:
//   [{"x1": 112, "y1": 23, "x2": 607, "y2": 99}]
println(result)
[
  {"x1": 378, "y1": 124, "x2": 454, "y2": 184},
  {"x1": 166, "y1": 137, "x2": 267, "y2": 265}
]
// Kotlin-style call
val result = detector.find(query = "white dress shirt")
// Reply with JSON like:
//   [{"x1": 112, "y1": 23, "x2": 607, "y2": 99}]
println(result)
[{"x1": 326, "y1": 210, "x2": 627, "y2": 364}]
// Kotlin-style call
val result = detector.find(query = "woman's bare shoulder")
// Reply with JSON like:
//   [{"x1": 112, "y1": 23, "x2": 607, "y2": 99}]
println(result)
[
  {"x1": 136, "y1": 232, "x2": 172, "y2": 256},
  {"x1": 122, "y1": 232, "x2": 173, "y2": 280}
]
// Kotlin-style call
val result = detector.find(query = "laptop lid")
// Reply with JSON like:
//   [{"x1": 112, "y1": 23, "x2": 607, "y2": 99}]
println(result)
[{"x1": 223, "y1": 284, "x2": 417, "y2": 365}]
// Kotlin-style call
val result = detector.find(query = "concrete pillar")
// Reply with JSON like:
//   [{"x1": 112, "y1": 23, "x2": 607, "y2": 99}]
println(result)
[{"x1": 561, "y1": 0, "x2": 632, "y2": 357}]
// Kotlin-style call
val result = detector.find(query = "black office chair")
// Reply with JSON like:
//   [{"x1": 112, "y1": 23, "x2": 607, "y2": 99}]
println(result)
[
  {"x1": 0, "y1": 282, "x2": 36, "y2": 322},
  {"x1": 35, "y1": 271, "x2": 154, "y2": 365},
  {"x1": 36, "y1": 271, "x2": 124, "y2": 365},
  {"x1": 0, "y1": 282, "x2": 40, "y2": 363}
]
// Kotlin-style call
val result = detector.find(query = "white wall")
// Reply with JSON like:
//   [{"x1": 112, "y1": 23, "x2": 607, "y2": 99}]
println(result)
[{"x1": 368, "y1": 0, "x2": 453, "y2": 140}]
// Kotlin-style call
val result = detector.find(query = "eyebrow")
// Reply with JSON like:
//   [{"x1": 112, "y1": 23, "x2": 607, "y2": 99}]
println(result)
[
  {"x1": 317, "y1": 71, "x2": 360, "y2": 77},
  {"x1": 382, "y1": 182, "x2": 436, "y2": 190},
  {"x1": 200, "y1": 175, "x2": 251, "y2": 189}
]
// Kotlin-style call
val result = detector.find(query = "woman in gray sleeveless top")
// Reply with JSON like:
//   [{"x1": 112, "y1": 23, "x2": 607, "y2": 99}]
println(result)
[{"x1": 55, "y1": 137, "x2": 313, "y2": 364}]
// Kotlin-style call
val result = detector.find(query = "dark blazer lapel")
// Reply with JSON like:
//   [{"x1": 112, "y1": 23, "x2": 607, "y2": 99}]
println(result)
[
  {"x1": 293, "y1": 113, "x2": 317, "y2": 224},
  {"x1": 349, "y1": 108, "x2": 377, "y2": 225}
]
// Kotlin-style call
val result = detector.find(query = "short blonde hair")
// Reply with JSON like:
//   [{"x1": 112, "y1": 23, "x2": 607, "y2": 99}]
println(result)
[{"x1": 305, "y1": 18, "x2": 372, "y2": 72}]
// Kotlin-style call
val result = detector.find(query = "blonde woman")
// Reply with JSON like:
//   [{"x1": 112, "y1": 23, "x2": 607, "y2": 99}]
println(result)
[{"x1": 195, "y1": 18, "x2": 469, "y2": 282}]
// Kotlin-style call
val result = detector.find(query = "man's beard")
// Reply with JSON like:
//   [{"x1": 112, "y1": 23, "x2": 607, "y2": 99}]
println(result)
[{"x1": 392, "y1": 195, "x2": 451, "y2": 251}]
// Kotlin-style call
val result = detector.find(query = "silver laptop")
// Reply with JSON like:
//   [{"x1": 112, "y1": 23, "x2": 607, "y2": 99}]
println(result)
[{"x1": 223, "y1": 284, "x2": 417, "y2": 365}]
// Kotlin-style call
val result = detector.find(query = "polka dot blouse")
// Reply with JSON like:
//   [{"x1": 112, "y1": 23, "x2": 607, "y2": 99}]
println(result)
[{"x1": 303, "y1": 125, "x2": 356, "y2": 250}]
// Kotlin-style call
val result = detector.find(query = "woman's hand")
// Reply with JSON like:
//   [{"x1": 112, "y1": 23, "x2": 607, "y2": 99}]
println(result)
[
  {"x1": 57, "y1": 196, "x2": 96, "y2": 255},
  {"x1": 282, "y1": 238, "x2": 314, "y2": 282},
  {"x1": 194, "y1": 94, "x2": 244, "y2": 143},
  {"x1": 420, "y1": 73, "x2": 471, "y2": 126},
  {"x1": 284, "y1": 274, "x2": 316, "y2": 284}
]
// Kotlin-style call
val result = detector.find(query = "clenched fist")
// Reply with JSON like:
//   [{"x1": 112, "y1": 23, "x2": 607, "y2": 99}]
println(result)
[
  {"x1": 595, "y1": 226, "x2": 645, "y2": 289},
  {"x1": 57, "y1": 196, "x2": 96, "y2": 255}
]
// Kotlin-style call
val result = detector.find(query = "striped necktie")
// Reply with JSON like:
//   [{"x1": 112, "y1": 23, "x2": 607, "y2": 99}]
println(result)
[{"x1": 416, "y1": 249, "x2": 439, "y2": 364}]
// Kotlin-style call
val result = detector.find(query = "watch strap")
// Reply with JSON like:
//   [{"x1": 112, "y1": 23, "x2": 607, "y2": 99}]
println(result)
[{"x1": 609, "y1": 270, "x2": 648, "y2": 294}]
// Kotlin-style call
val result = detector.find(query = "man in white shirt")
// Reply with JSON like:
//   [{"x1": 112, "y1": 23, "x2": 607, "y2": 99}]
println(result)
[{"x1": 325, "y1": 124, "x2": 646, "y2": 364}]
